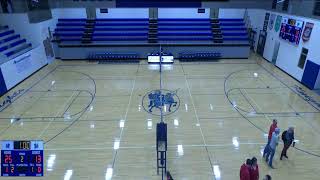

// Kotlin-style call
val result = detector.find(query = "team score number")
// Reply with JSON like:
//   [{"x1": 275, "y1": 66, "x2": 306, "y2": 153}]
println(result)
[
  {"x1": 33, "y1": 154, "x2": 42, "y2": 163},
  {"x1": 4, "y1": 167, "x2": 14, "y2": 173},
  {"x1": 31, "y1": 166, "x2": 42, "y2": 173}
]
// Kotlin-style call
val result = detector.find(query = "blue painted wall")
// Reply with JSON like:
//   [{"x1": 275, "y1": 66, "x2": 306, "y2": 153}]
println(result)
[
  {"x1": 0, "y1": 69, "x2": 8, "y2": 96},
  {"x1": 301, "y1": 60, "x2": 320, "y2": 89}
]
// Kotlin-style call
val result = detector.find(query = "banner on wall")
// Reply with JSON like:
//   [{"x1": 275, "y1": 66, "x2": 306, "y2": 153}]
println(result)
[
  {"x1": 269, "y1": 14, "x2": 276, "y2": 30},
  {"x1": 13, "y1": 53, "x2": 32, "y2": 73},
  {"x1": 274, "y1": 15, "x2": 282, "y2": 32},
  {"x1": 302, "y1": 22, "x2": 314, "y2": 42},
  {"x1": 263, "y1": 13, "x2": 270, "y2": 31}
]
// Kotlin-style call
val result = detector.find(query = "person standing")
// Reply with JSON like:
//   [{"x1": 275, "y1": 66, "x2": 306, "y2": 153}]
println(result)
[
  {"x1": 240, "y1": 159, "x2": 252, "y2": 180},
  {"x1": 250, "y1": 157, "x2": 259, "y2": 180},
  {"x1": 280, "y1": 127, "x2": 295, "y2": 160},
  {"x1": 265, "y1": 128, "x2": 280, "y2": 169},
  {"x1": 263, "y1": 119, "x2": 278, "y2": 157}
]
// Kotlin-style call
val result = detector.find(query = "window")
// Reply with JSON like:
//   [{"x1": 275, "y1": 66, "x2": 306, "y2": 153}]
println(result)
[
  {"x1": 272, "y1": 0, "x2": 277, "y2": 9},
  {"x1": 314, "y1": 0, "x2": 320, "y2": 16},
  {"x1": 282, "y1": 0, "x2": 289, "y2": 11},
  {"x1": 298, "y1": 48, "x2": 308, "y2": 69}
]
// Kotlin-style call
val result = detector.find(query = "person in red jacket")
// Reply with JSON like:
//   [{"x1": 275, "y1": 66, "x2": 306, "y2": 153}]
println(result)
[
  {"x1": 250, "y1": 157, "x2": 259, "y2": 180},
  {"x1": 240, "y1": 159, "x2": 252, "y2": 180},
  {"x1": 263, "y1": 119, "x2": 278, "y2": 157}
]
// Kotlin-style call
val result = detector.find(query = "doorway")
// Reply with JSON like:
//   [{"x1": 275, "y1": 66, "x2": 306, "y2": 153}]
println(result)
[{"x1": 257, "y1": 30, "x2": 267, "y2": 56}]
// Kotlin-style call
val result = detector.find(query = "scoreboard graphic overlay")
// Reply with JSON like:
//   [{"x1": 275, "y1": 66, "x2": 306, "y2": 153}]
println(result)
[{"x1": 1, "y1": 140, "x2": 44, "y2": 176}]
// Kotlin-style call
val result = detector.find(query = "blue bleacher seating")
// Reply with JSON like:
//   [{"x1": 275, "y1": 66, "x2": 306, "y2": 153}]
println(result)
[
  {"x1": 5, "y1": 43, "x2": 32, "y2": 57},
  {"x1": 0, "y1": 35, "x2": 20, "y2": 44},
  {"x1": 0, "y1": 30, "x2": 14, "y2": 37},
  {"x1": 53, "y1": 18, "x2": 248, "y2": 44},
  {"x1": 179, "y1": 52, "x2": 221, "y2": 61},
  {"x1": 0, "y1": 25, "x2": 32, "y2": 59},
  {"x1": 0, "y1": 39, "x2": 26, "y2": 52}
]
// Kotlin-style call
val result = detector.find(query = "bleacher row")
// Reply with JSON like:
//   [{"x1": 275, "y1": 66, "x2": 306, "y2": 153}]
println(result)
[
  {"x1": 0, "y1": 25, "x2": 32, "y2": 59},
  {"x1": 53, "y1": 18, "x2": 249, "y2": 43},
  {"x1": 179, "y1": 52, "x2": 221, "y2": 62}
]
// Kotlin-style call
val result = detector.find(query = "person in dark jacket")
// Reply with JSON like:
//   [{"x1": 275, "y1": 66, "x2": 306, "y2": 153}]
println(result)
[{"x1": 280, "y1": 127, "x2": 295, "y2": 160}]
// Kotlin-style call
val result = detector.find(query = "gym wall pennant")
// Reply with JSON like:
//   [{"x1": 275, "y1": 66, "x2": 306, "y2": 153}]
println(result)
[
  {"x1": 302, "y1": 22, "x2": 314, "y2": 42},
  {"x1": 274, "y1": 15, "x2": 282, "y2": 32}
]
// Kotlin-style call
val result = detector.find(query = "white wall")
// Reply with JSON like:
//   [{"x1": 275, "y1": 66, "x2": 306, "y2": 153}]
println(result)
[
  {"x1": 248, "y1": 10, "x2": 320, "y2": 81},
  {"x1": 51, "y1": 8, "x2": 87, "y2": 19},
  {"x1": 96, "y1": 8, "x2": 148, "y2": 19},
  {"x1": 247, "y1": 9, "x2": 265, "y2": 51},
  {"x1": 158, "y1": 8, "x2": 210, "y2": 19},
  {"x1": 218, "y1": 8, "x2": 245, "y2": 19}
]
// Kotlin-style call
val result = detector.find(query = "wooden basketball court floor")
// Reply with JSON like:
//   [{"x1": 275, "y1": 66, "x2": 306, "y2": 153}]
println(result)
[{"x1": 0, "y1": 54, "x2": 320, "y2": 179}]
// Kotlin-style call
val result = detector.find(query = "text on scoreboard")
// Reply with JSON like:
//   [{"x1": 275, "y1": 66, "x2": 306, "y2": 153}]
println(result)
[{"x1": 1, "y1": 140, "x2": 43, "y2": 176}]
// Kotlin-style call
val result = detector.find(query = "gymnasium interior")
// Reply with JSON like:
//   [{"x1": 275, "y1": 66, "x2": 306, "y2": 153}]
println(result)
[{"x1": 0, "y1": 0, "x2": 320, "y2": 179}]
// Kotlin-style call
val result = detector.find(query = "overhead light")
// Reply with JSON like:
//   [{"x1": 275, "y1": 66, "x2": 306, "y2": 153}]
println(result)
[
  {"x1": 196, "y1": 123, "x2": 200, "y2": 127},
  {"x1": 232, "y1": 101, "x2": 237, "y2": 108},
  {"x1": 64, "y1": 112, "x2": 71, "y2": 120},
  {"x1": 253, "y1": 72, "x2": 258, "y2": 78},
  {"x1": 105, "y1": 167, "x2": 113, "y2": 180},
  {"x1": 89, "y1": 106, "x2": 93, "y2": 112},
  {"x1": 148, "y1": 64, "x2": 160, "y2": 70},
  {"x1": 260, "y1": 146, "x2": 264, "y2": 156},
  {"x1": 248, "y1": 111, "x2": 256, "y2": 116},
  {"x1": 210, "y1": 104, "x2": 213, "y2": 111},
  {"x1": 113, "y1": 139, "x2": 120, "y2": 150},
  {"x1": 185, "y1": 104, "x2": 188, "y2": 112},
  {"x1": 164, "y1": 105, "x2": 167, "y2": 112},
  {"x1": 138, "y1": 105, "x2": 141, "y2": 112},
  {"x1": 64, "y1": 169, "x2": 73, "y2": 180},
  {"x1": 213, "y1": 165, "x2": 221, "y2": 179},
  {"x1": 147, "y1": 119, "x2": 152, "y2": 130},
  {"x1": 47, "y1": 154, "x2": 56, "y2": 171},
  {"x1": 174, "y1": 119, "x2": 179, "y2": 127},
  {"x1": 51, "y1": 81, "x2": 55, "y2": 85},
  {"x1": 177, "y1": 145, "x2": 184, "y2": 156},
  {"x1": 119, "y1": 120, "x2": 125, "y2": 128},
  {"x1": 90, "y1": 122, "x2": 95, "y2": 129},
  {"x1": 232, "y1": 137, "x2": 239, "y2": 149}
]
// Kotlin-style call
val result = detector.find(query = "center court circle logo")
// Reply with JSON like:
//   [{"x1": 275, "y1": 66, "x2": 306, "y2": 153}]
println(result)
[{"x1": 142, "y1": 89, "x2": 180, "y2": 116}]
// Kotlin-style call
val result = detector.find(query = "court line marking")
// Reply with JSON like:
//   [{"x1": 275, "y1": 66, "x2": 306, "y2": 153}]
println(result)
[
  {"x1": 239, "y1": 89, "x2": 258, "y2": 113},
  {"x1": 226, "y1": 88, "x2": 320, "y2": 115},
  {"x1": 258, "y1": 62, "x2": 320, "y2": 112},
  {"x1": 37, "y1": 91, "x2": 78, "y2": 139},
  {"x1": 181, "y1": 64, "x2": 215, "y2": 177},
  {"x1": 0, "y1": 66, "x2": 58, "y2": 113},
  {"x1": 111, "y1": 63, "x2": 139, "y2": 168},
  {"x1": 45, "y1": 142, "x2": 267, "y2": 151},
  {"x1": 224, "y1": 68, "x2": 320, "y2": 158},
  {"x1": 43, "y1": 70, "x2": 97, "y2": 144},
  {"x1": 37, "y1": 92, "x2": 80, "y2": 139}
]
